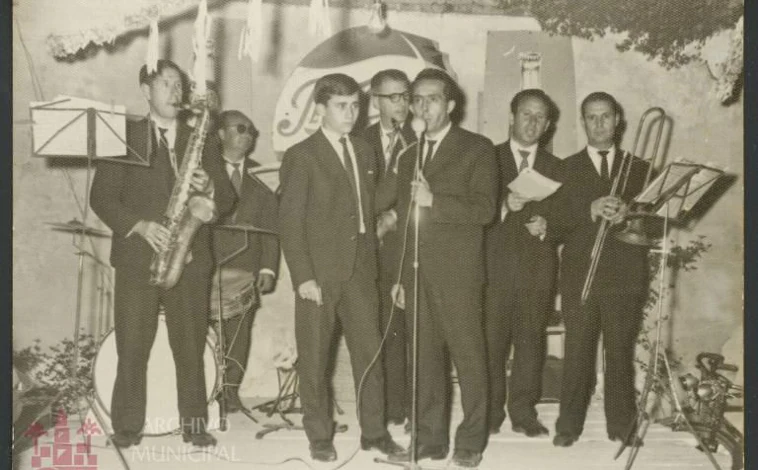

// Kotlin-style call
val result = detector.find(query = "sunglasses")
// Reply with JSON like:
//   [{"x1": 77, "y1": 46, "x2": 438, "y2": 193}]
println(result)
[
  {"x1": 227, "y1": 123, "x2": 258, "y2": 136},
  {"x1": 374, "y1": 92, "x2": 410, "y2": 104}
]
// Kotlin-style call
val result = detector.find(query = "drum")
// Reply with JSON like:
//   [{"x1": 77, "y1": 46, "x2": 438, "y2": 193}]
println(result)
[
  {"x1": 210, "y1": 268, "x2": 257, "y2": 320},
  {"x1": 92, "y1": 315, "x2": 218, "y2": 435}
]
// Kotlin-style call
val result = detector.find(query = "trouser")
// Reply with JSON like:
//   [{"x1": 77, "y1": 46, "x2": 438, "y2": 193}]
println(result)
[
  {"x1": 378, "y1": 254, "x2": 407, "y2": 422},
  {"x1": 295, "y1": 236, "x2": 387, "y2": 443},
  {"x1": 555, "y1": 292, "x2": 644, "y2": 437},
  {"x1": 485, "y1": 287, "x2": 551, "y2": 428},
  {"x1": 404, "y1": 271, "x2": 488, "y2": 453},
  {"x1": 111, "y1": 265, "x2": 211, "y2": 434}
]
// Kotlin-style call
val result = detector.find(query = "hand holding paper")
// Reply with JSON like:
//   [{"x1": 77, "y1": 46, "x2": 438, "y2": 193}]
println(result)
[{"x1": 507, "y1": 168, "x2": 562, "y2": 202}]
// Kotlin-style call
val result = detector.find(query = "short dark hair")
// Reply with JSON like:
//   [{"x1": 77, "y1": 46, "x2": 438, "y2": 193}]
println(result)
[
  {"x1": 412, "y1": 68, "x2": 457, "y2": 102},
  {"x1": 138, "y1": 59, "x2": 183, "y2": 86},
  {"x1": 370, "y1": 69, "x2": 410, "y2": 91},
  {"x1": 218, "y1": 110, "x2": 258, "y2": 139},
  {"x1": 581, "y1": 91, "x2": 620, "y2": 117},
  {"x1": 313, "y1": 73, "x2": 361, "y2": 105},
  {"x1": 510, "y1": 88, "x2": 551, "y2": 116}
]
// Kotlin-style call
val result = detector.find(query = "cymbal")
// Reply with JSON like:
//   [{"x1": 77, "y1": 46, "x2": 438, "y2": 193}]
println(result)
[
  {"x1": 47, "y1": 219, "x2": 110, "y2": 237},
  {"x1": 214, "y1": 223, "x2": 278, "y2": 236}
]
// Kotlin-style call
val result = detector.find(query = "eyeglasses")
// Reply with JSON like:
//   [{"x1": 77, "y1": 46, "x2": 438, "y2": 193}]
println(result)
[
  {"x1": 374, "y1": 92, "x2": 410, "y2": 104},
  {"x1": 227, "y1": 123, "x2": 257, "y2": 136}
]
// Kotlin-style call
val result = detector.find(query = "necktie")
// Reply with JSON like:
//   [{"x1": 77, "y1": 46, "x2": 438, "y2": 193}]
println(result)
[
  {"x1": 598, "y1": 150, "x2": 610, "y2": 181},
  {"x1": 385, "y1": 130, "x2": 398, "y2": 171},
  {"x1": 339, "y1": 137, "x2": 361, "y2": 227},
  {"x1": 158, "y1": 127, "x2": 178, "y2": 175},
  {"x1": 518, "y1": 149, "x2": 530, "y2": 173},
  {"x1": 423, "y1": 140, "x2": 436, "y2": 173},
  {"x1": 230, "y1": 162, "x2": 242, "y2": 195}
]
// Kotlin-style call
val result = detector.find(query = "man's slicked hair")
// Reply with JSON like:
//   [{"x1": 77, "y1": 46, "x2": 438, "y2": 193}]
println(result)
[
  {"x1": 138, "y1": 59, "x2": 183, "y2": 86},
  {"x1": 313, "y1": 73, "x2": 361, "y2": 105},
  {"x1": 370, "y1": 69, "x2": 410, "y2": 91},
  {"x1": 580, "y1": 91, "x2": 620, "y2": 117},
  {"x1": 510, "y1": 88, "x2": 552, "y2": 116},
  {"x1": 412, "y1": 68, "x2": 457, "y2": 102}
]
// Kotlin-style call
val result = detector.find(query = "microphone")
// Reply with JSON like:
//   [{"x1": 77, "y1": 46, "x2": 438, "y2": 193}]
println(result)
[{"x1": 411, "y1": 117, "x2": 426, "y2": 138}]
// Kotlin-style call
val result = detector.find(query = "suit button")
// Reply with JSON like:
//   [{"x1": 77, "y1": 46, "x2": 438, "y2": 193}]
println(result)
[
  {"x1": 351, "y1": 235, "x2": 357, "y2": 241},
  {"x1": 350, "y1": 215, "x2": 356, "y2": 219}
]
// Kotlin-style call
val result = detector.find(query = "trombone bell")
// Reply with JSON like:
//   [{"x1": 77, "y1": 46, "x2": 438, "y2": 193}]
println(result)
[{"x1": 614, "y1": 218, "x2": 653, "y2": 246}]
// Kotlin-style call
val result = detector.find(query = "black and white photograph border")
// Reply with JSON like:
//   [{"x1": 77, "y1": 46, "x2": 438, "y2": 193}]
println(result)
[{"x1": 10, "y1": 1, "x2": 746, "y2": 470}]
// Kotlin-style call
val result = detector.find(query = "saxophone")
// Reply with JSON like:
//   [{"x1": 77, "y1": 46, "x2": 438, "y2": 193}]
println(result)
[{"x1": 149, "y1": 91, "x2": 218, "y2": 289}]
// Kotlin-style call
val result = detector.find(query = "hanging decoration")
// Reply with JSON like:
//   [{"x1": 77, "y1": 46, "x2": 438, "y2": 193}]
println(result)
[
  {"x1": 191, "y1": 0, "x2": 211, "y2": 95},
  {"x1": 367, "y1": 0, "x2": 388, "y2": 35},
  {"x1": 238, "y1": 0, "x2": 264, "y2": 65},
  {"x1": 308, "y1": 0, "x2": 332, "y2": 40},
  {"x1": 145, "y1": 19, "x2": 160, "y2": 73}
]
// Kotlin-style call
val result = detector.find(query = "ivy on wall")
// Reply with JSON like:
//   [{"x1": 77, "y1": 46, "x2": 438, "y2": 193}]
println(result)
[{"x1": 498, "y1": 0, "x2": 743, "y2": 69}]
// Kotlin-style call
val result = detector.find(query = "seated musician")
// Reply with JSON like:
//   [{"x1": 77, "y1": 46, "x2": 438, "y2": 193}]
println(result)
[{"x1": 210, "y1": 110, "x2": 280, "y2": 413}]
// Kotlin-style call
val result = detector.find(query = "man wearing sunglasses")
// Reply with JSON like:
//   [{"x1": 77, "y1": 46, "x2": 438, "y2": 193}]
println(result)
[
  {"x1": 210, "y1": 110, "x2": 280, "y2": 414},
  {"x1": 363, "y1": 69, "x2": 417, "y2": 428}
]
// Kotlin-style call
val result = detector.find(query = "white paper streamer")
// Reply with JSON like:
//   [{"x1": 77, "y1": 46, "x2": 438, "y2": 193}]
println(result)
[
  {"x1": 309, "y1": 0, "x2": 331, "y2": 39},
  {"x1": 145, "y1": 19, "x2": 159, "y2": 73},
  {"x1": 237, "y1": 0, "x2": 263, "y2": 64},
  {"x1": 192, "y1": 0, "x2": 210, "y2": 96}
]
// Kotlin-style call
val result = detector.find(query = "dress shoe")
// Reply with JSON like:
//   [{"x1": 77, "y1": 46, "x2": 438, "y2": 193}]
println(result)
[
  {"x1": 309, "y1": 440, "x2": 337, "y2": 462},
  {"x1": 110, "y1": 431, "x2": 142, "y2": 448},
  {"x1": 387, "y1": 443, "x2": 449, "y2": 462},
  {"x1": 512, "y1": 420, "x2": 549, "y2": 437},
  {"x1": 388, "y1": 416, "x2": 406, "y2": 426},
  {"x1": 360, "y1": 434, "x2": 405, "y2": 456},
  {"x1": 452, "y1": 449, "x2": 483, "y2": 468},
  {"x1": 609, "y1": 432, "x2": 644, "y2": 447},
  {"x1": 182, "y1": 431, "x2": 217, "y2": 447},
  {"x1": 552, "y1": 433, "x2": 578, "y2": 447}
]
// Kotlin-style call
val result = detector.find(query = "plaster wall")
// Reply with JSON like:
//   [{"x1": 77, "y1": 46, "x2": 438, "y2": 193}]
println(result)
[{"x1": 13, "y1": 1, "x2": 742, "y2": 395}]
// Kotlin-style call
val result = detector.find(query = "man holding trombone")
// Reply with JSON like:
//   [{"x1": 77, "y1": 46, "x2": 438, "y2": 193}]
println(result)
[{"x1": 551, "y1": 92, "x2": 650, "y2": 448}]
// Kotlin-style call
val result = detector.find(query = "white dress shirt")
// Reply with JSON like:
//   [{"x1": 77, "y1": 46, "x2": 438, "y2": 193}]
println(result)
[
  {"x1": 586, "y1": 145, "x2": 617, "y2": 178},
  {"x1": 321, "y1": 127, "x2": 366, "y2": 234}
]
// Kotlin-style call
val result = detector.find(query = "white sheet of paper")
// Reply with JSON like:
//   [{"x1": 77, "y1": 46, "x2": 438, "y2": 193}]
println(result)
[
  {"x1": 31, "y1": 95, "x2": 126, "y2": 157},
  {"x1": 507, "y1": 167, "x2": 562, "y2": 201}
]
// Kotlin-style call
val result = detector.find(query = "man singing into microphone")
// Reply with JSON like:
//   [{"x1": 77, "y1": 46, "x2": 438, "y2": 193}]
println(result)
[
  {"x1": 90, "y1": 59, "x2": 235, "y2": 447},
  {"x1": 381, "y1": 68, "x2": 498, "y2": 468}
]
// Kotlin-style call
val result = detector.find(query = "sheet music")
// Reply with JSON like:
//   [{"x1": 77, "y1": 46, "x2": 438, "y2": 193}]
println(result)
[
  {"x1": 507, "y1": 167, "x2": 562, "y2": 201},
  {"x1": 650, "y1": 161, "x2": 724, "y2": 217},
  {"x1": 31, "y1": 95, "x2": 127, "y2": 157},
  {"x1": 635, "y1": 160, "x2": 698, "y2": 205}
]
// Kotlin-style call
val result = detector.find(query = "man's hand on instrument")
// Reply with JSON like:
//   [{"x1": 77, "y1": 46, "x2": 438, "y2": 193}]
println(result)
[
  {"x1": 390, "y1": 283, "x2": 405, "y2": 310},
  {"x1": 256, "y1": 273, "x2": 276, "y2": 294},
  {"x1": 134, "y1": 220, "x2": 170, "y2": 252},
  {"x1": 298, "y1": 279, "x2": 323, "y2": 306},
  {"x1": 591, "y1": 196, "x2": 625, "y2": 223},
  {"x1": 525, "y1": 215, "x2": 547, "y2": 239},
  {"x1": 376, "y1": 210, "x2": 398, "y2": 240},
  {"x1": 411, "y1": 173, "x2": 433, "y2": 207},
  {"x1": 507, "y1": 191, "x2": 529, "y2": 212},
  {"x1": 190, "y1": 168, "x2": 214, "y2": 194}
]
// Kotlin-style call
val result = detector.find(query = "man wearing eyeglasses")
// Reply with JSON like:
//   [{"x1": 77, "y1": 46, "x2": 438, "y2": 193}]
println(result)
[
  {"x1": 210, "y1": 110, "x2": 279, "y2": 414},
  {"x1": 380, "y1": 68, "x2": 497, "y2": 468},
  {"x1": 363, "y1": 69, "x2": 417, "y2": 428}
]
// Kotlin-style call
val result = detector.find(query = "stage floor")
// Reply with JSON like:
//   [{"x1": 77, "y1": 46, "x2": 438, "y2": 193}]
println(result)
[{"x1": 13, "y1": 397, "x2": 743, "y2": 470}]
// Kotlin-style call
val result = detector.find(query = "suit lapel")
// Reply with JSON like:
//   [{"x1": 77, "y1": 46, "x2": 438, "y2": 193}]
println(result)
[
  {"x1": 423, "y1": 126, "x2": 459, "y2": 178},
  {"x1": 501, "y1": 142, "x2": 518, "y2": 184}
]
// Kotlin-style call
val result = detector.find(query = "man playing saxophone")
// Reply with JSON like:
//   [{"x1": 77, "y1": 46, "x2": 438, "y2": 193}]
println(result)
[{"x1": 90, "y1": 59, "x2": 236, "y2": 448}]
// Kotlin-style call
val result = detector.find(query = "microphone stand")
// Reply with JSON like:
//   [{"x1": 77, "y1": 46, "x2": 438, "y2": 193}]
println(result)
[{"x1": 376, "y1": 126, "x2": 441, "y2": 470}]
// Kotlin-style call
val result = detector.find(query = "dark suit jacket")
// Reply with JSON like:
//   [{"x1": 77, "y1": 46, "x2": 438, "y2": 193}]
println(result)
[
  {"x1": 90, "y1": 117, "x2": 236, "y2": 272},
  {"x1": 278, "y1": 129, "x2": 378, "y2": 288},
  {"x1": 378, "y1": 125, "x2": 498, "y2": 287},
  {"x1": 485, "y1": 142, "x2": 563, "y2": 293},
  {"x1": 363, "y1": 120, "x2": 417, "y2": 278},
  {"x1": 552, "y1": 148, "x2": 649, "y2": 307},
  {"x1": 211, "y1": 149, "x2": 280, "y2": 275}
]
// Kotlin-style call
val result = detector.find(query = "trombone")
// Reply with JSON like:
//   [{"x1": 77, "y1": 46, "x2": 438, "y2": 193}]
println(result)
[{"x1": 580, "y1": 107, "x2": 666, "y2": 305}]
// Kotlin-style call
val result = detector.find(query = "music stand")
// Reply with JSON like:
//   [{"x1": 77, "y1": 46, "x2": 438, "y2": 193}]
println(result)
[
  {"x1": 29, "y1": 98, "x2": 139, "y2": 470},
  {"x1": 613, "y1": 163, "x2": 727, "y2": 470}
]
